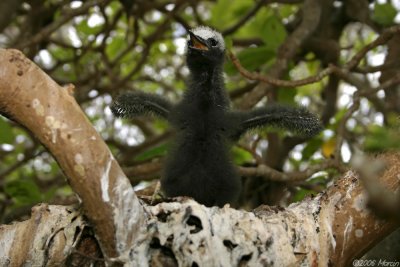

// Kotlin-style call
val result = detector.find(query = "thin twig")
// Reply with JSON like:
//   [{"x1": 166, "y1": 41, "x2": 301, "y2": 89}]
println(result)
[
  {"x1": 17, "y1": 0, "x2": 111, "y2": 49},
  {"x1": 222, "y1": 0, "x2": 267, "y2": 36},
  {"x1": 238, "y1": 159, "x2": 344, "y2": 182},
  {"x1": 229, "y1": 50, "x2": 334, "y2": 87},
  {"x1": 229, "y1": 25, "x2": 400, "y2": 88}
]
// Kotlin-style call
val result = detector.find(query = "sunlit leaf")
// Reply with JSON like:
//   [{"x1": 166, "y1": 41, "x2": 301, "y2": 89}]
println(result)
[
  {"x1": 76, "y1": 19, "x2": 102, "y2": 36},
  {"x1": 232, "y1": 146, "x2": 253, "y2": 165},
  {"x1": 106, "y1": 35, "x2": 126, "y2": 59},
  {"x1": 278, "y1": 5, "x2": 298, "y2": 19}
]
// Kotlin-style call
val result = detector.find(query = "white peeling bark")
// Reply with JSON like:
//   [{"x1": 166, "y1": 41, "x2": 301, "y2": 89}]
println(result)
[
  {"x1": 0, "y1": 48, "x2": 399, "y2": 266},
  {"x1": 0, "y1": 159, "x2": 398, "y2": 266},
  {"x1": 0, "y1": 204, "x2": 84, "y2": 266}
]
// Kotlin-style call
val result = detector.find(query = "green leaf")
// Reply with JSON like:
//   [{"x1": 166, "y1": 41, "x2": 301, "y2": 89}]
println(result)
[
  {"x1": 76, "y1": 19, "x2": 102, "y2": 36},
  {"x1": 305, "y1": 53, "x2": 319, "y2": 74},
  {"x1": 234, "y1": 10, "x2": 286, "y2": 51},
  {"x1": 56, "y1": 185, "x2": 74, "y2": 197},
  {"x1": 224, "y1": 37, "x2": 233, "y2": 50},
  {"x1": 277, "y1": 88, "x2": 297, "y2": 105},
  {"x1": 225, "y1": 46, "x2": 275, "y2": 75},
  {"x1": 0, "y1": 116, "x2": 14, "y2": 144},
  {"x1": 259, "y1": 15, "x2": 287, "y2": 50},
  {"x1": 331, "y1": 108, "x2": 348, "y2": 128},
  {"x1": 232, "y1": 146, "x2": 253, "y2": 165},
  {"x1": 106, "y1": 35, "x2": 126, "y2": 59},
  {"x1": 4, "y1": 177, "x2": 43, "y2": 206},
  {"x1": 373, "y1": 3, "x2": 396, "y2": 26},
  {"x1": 278, "y1": 5, "x2": 298, "y2": 19},
  {"x1": 364, "y1": 125, "x2": 400, "y2": 152},
  {"x1": 210, "y1": 0, "x2": 253, "y2": 29},
  {"x1": 302, "y1": 138, "x2": 323, "y2": 160},
  {"x1": 210, "y1": 0, "x2": 230, "y2": 27},
  {"x1": 292, "y1": 174, "x2": 328, "y2": 202},
  {"x1": 49, "y1": 46, "x2": 74, "y2": 61},
  {"x1": 134, "y1": 143, "x2": 169, "y2": 162},
  {"x1": 292, "y1": 188, "x2": 315, "y2": 202}
]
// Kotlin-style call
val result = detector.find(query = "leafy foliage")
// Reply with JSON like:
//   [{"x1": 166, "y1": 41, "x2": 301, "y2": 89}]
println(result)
[{"x1": 0, "y1": 0, "x2": 400, "y2": 219}]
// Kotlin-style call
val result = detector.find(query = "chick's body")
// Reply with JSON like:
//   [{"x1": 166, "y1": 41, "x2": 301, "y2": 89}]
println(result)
[
  {"x1": 162, "y1": 67, "x2": 241, "y2": 207},
  {"x1": 110, "y1": 26, "x2": 322, "y2": 207}
]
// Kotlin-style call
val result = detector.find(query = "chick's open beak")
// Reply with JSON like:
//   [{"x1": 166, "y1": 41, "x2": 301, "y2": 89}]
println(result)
[{"x1": 189, "y1": 32, "x2": 209, "y2": 51}]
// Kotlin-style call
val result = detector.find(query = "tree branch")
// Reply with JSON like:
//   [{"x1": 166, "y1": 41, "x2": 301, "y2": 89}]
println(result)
[
  {"x1": 229, "y1": 25, "x2": 400, "y2": 88},
  {"x1": 239, "y1": 0, "x2": 322, "y2": 109},
  {"x1": 1, "y1": 153, "x2": 399, "y2": 265},
  {"x1": 16, "y1": 0, "x2": 111, "y2": 50},
  {"x1": 0, "y1": 48, "x2": 145, "y2": 259},
  {"x1": 238, "y1": 158, "x2": 344, "y2": 182}
]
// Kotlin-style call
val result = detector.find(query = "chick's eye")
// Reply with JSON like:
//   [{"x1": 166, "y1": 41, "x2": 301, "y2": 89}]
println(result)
[{"x1": 209, "y1": 38, "x2": 217, "y2": 47}]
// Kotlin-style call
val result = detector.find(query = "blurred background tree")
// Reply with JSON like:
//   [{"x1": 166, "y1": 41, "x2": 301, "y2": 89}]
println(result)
[{"x1": 0, "y1": 0, "x2": 399, "y2": 224}]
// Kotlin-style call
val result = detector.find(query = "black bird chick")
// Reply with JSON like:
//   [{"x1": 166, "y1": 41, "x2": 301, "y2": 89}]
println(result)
[{"x1": 111, "y1": 26, "x2": 322, "y2": 207}]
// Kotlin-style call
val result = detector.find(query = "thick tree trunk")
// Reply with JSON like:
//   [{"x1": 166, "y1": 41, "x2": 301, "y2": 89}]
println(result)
[
  {"x1": 0, "y1": 48, "x2": 146, "y2": 260},
  {"x1": 0, "y1": 48, "x2": 399, "y2": 266}
]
